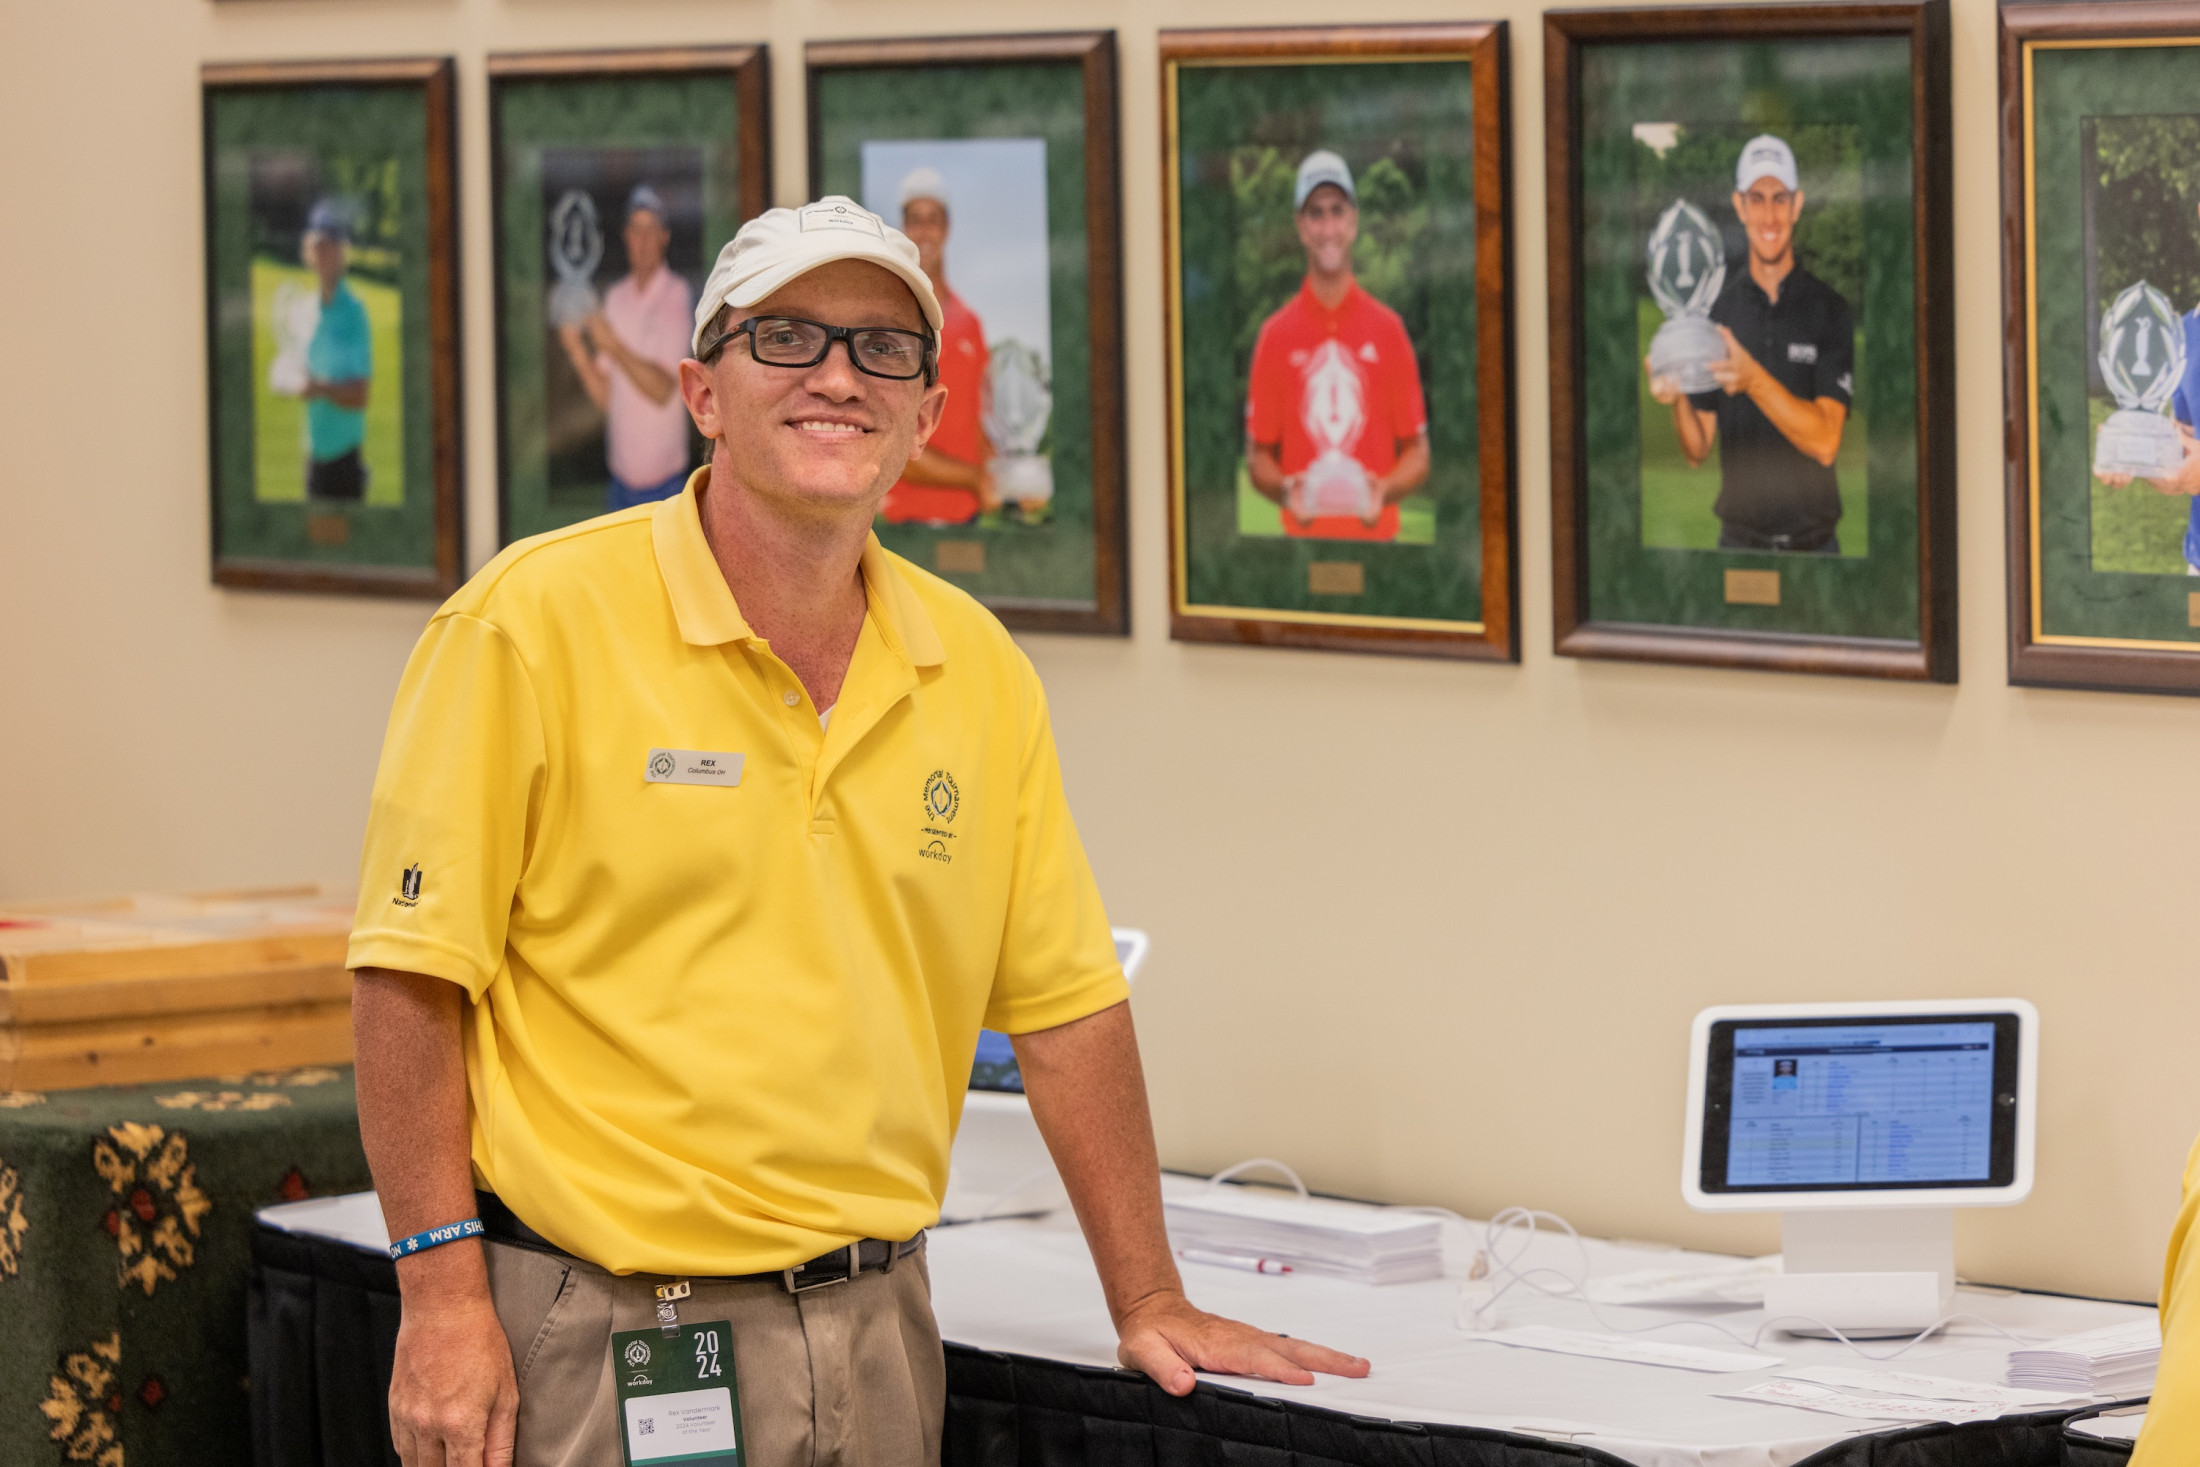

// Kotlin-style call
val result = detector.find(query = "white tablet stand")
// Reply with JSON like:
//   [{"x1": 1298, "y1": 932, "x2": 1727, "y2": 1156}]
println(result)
[{"x1": 1683, "y1": 999, "x2": 2038, "y2": 1338}]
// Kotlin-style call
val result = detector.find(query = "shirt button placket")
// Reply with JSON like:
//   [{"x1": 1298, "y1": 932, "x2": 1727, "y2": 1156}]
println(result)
[{"x1": 783, "y1": 690, "x2": 800, "y2": 707}]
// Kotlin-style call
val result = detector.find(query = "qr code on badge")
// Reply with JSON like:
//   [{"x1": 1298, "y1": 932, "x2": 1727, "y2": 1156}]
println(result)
[{"x1": 639, "y1": 1420, "x2": 655, "y2": 1436}]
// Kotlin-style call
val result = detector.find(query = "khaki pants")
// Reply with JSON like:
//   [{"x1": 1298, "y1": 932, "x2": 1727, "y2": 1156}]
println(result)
[{"x1": 486, "y1": 1238, "x2": 945, "y2": 1467}]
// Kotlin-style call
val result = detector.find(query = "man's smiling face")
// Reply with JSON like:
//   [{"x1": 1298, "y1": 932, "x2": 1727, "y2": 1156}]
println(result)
[
  {"x1": 690, "y1": 259, "x2": 945, "y2": 517},
  {"x1": 1732, "y1": 175, "x2": 1802, "y2": 268}
]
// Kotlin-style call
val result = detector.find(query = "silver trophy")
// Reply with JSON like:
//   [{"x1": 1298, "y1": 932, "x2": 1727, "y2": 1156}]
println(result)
[
  {"x1": 1289, "y1": 339, "x2": 1376, "y2": 521},
  {"x1": 266, "y1": 278, "x2": 320, "y2": 397},
  {"x1": 2093, "y1": 281, "x2": 2187, "y2": 480},
  {"x1": 1644, "y1": 199, "x2": 1728, "y2": 394},
  {"x1": 983, "y1": 341, "x2": 1054, "y2": 508},
  {"x1": 546, "y1": 188, "x2": 604, "y2": 328}
]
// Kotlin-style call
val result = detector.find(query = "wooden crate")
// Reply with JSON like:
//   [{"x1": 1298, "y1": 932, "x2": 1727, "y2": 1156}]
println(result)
[{"x1": 0, "y1": 885, "x2": 357, "y2": 1090}]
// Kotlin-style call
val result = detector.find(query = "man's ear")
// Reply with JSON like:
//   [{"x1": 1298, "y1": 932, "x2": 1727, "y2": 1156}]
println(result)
[
  {"x1": 1732, "y1": 191, "x2": 1746, "y2": 224},
  {"x1": 678, "y1": 359, "x2": 722, "y2": 440},
  {"x1": 1791, "y1": 190, "x2": 1806, "y2": 219},
  {"x1": 909, "y1": 379, "x2": 949, "y2": 460}
]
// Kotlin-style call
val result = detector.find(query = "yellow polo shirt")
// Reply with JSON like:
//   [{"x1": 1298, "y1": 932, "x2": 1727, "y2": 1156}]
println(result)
[
  {"x1": 347, "y1": 472, "x2": 1127, "y2": 1275},
  {"x1": 2135, "y1": 1130, "x2": 2200, "y2": 1463}
]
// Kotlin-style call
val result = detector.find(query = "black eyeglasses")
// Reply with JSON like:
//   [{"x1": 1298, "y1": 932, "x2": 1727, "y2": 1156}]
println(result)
[{"x1": 698, "y1": 315, "x2": 934, "y2": 382}]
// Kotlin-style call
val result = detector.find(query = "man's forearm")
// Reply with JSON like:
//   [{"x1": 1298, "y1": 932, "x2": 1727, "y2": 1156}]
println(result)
[
  {"x1": 354, "y1": 967, "x2": 489, "y2": 1301},
  {"x1": 1011, "y1": 1001, "x2": 1182, "y2": 1323},
  {"x1": 1245, "y1": 443, "x2": 1288, "y2": 504},
  {"x1": 1747, "y1": 378, "x2": 1844, "y2": 466}
]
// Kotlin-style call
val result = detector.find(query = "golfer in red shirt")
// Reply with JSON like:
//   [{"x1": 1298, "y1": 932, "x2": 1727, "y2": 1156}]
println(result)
[
  {"x1": 880, "y1": 167, "x2": 995, "y2": 525},
  {"x1": 1245, "y1": 151, "x2": 1430, "y2": 543}
]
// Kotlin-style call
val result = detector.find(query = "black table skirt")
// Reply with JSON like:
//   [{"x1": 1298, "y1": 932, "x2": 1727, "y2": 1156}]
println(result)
[{"x1": 245, "y1": 1223, "x2": 2120, "y2": 1467}]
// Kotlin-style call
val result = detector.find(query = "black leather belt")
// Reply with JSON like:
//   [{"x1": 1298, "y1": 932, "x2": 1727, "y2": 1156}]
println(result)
[{"x1": 475, "y1": 1190, "x2": 922, "y2": 1293}]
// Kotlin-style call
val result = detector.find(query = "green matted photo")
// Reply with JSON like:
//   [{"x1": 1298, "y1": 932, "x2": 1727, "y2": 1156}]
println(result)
[
  {"x1": 2003, "y1": 3, "x2": 2200, "y2": 696},
  {"x1": 489, "y1": 47, "x2": 770, "y2": 547},
  {"x1": 202, "y1": 58, "x2": 461, "y2": 597},
  {"x1": 1547, "y1": 3, "x2": 1955, "y2": 681},
  {"x1": 808, "y1": 32, "x2": 1127, "y2": 636},
  {"x1": 1163, "y1": 24, "x2": 1517, "y2": 660}
]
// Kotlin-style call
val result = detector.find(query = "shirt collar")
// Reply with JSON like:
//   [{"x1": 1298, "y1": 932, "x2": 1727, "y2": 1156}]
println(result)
[
  {"x1": 651, "y1": 467, "x2": 945, "y2": 669},
  {"x1": 1297, "y1": 275, "x2": 1363, "y2": 326}
]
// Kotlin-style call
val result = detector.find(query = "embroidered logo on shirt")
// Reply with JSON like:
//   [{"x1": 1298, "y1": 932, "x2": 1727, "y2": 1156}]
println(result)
[
  {"x1": 394, "y1": 864, "x2": 422, "y2": 908},
  {"x1": 1359, "y1": 341, "x2": 1380, "y2": 363},
  {"x1": 1837, "y1": 372, "x2": 1853, "y2": 395},
  {"x1": 919, "y1": 770, "x2": 961, "y2": 865},
  {"x1": 1787, "y1": 343, "x2": 1819, "y2": 364},
  {"x1": 923, "y1": 770, "x2": 960, "y2": 823}
]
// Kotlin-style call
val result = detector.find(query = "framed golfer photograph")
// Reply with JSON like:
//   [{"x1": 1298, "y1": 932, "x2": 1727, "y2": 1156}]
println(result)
[
  {"x1": 2003, "y1": 3, "x2": 2200, "y2": 695},
  {"x1": 808, "y1": 31, "x2": 1126, "y2": 636},
  {"x1": 489, "y1": 46, "x2": 770, "y2": 545},
  {"x1": 1163, "y1": 24, "x2": 1517, "y2": 660},
  {"x1": 1546, "y1": 2, "x2": 1955, "y2": 680},
  {"x1": 202, "y1": 58, "x2": 462, "y2": 597}
]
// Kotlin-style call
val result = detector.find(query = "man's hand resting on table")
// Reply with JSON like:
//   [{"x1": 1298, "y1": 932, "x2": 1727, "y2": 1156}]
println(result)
[
  {"x1": 1012, "y1": 1003, "x2": 1373, "y2": 1398},
  {"x1": 1115, "y1": 1288, "x2": 1371, "y2": 1396}
]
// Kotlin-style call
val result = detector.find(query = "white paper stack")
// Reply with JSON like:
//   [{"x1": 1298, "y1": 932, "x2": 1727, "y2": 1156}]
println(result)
[
  {"x1": 2006, "y1": 1318, "x2": 2161, "y2": 1397},
  {"x1": 1163, "y1": 1188, "x2": 1443, "y2": 1284}
]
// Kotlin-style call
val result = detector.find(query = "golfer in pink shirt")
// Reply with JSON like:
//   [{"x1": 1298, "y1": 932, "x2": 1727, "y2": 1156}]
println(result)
[{"x1": 557, "y1": 184, "x2": 697, "y2": 509}]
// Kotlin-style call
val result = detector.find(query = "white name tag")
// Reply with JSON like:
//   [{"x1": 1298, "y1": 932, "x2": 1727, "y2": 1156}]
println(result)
[
  {"x1": 624, "y1": 1385, "x2": 740, "y2": 1461},
  {"x1": 645, "y1": 749, "x2": 744, "y2": 787}
]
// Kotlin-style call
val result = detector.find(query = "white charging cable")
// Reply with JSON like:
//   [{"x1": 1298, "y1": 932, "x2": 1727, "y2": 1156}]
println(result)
[{"x1": 1412, "y1": 1203, "x2": 2048, "y2": 1361}]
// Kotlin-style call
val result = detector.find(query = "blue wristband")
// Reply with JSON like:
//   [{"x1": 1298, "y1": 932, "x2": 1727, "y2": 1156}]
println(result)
[{"x1": 387, "y1": 1217, "x2": 485, "y2": 1260}]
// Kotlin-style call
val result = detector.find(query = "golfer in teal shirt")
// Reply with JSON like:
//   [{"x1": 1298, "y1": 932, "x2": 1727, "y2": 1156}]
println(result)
[{"x1": 301, "y1": 198, "x2": 373, "y2": 500}]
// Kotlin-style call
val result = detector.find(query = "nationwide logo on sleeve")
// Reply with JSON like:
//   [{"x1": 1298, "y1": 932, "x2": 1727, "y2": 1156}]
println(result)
[
  {"x1": 919, "y1": 770, "x2": 960, "y2": 864},
  {"x1": 393, "y1": 864, "x2": 422, "y2": 908}
]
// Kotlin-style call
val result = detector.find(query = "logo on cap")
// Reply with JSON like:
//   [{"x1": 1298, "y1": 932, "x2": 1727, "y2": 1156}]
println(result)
[{"x1": 799, "y1": 200, "x2": 884, "y2": 238}]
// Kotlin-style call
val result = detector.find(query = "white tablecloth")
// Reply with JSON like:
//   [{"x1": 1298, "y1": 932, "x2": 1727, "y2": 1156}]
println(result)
[{"x1": 926, "y1": 1177, "x2": 2153, "y2": 1467}]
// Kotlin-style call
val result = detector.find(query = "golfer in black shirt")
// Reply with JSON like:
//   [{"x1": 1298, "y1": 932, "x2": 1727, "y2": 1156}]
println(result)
[{"x1": 1647, "y1": 134, "x2": 1855, "y2": 553}]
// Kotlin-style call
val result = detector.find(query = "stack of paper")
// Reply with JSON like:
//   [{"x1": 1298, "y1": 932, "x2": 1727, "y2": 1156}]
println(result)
[
  {"x1": 2007, "y1": 1319, "x2": 2161, "y2": 1397},
  {"x1": 1163, "y1": 1188, "x2": 1442, "y2": 1284}
]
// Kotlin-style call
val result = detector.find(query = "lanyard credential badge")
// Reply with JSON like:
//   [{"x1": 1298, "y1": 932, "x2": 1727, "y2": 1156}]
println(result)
[{"x1": 613, "y1": 1319, "x2": 746, "y2": 1467}]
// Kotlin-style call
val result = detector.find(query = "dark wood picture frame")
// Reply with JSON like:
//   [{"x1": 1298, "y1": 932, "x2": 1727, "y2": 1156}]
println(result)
[
  {"x1": 202, "y1": 57, "x2": 463, "y2": 599},
  {"x1": 1162, "y1": 23, "x2": 1519, "y2": 661},
  {"x1": 2001, "y1": 2, "x2": 2200, "y2": 696},
  {"x1": 806, "y1": 32, "x2": 1128, "y2": 637},
  {"x1": 487, "y1": 45, "x2": 772, "y2": 550},
  {"x1": 1546, "y1": 2, "x2": 1956, "y2": 681}
]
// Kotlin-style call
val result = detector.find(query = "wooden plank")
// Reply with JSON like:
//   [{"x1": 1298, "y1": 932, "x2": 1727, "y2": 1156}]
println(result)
[
  {"x1": 0, "y1": 932, "x2": 350, "y2": 986},
  {"x1": 0, "y1": 1001, "x2": 355, "y2": 1090},
  {"x1": 0, "y1": 965, "x2": 351, "y2": 1026}
]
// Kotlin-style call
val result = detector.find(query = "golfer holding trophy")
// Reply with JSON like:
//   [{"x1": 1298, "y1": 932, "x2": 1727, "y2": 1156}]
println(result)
[{"x1": 1645, "y1": 134, "x2": 1856, "y2": 554}]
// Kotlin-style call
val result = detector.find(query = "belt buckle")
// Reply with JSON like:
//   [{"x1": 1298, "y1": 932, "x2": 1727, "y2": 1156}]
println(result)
[{"x1": 782, "y1": 1243, "x2": 860, "y2": 1294}]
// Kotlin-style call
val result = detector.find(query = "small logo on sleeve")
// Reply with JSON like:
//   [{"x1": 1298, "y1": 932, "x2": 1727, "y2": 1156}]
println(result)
[{"x1": 393, "y1": 864, "x2": 422, "y2": 908}]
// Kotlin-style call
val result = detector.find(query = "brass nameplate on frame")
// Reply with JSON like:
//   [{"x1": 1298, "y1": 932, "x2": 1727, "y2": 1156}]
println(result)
[{"x1": 1724, "y1": 570, "x2": 1780, "y2": 606}]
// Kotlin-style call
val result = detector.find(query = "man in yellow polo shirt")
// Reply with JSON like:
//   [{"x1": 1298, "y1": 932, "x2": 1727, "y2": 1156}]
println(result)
[
  {"x1": 2134, "y1": 1132, "x2": 2199, "y2": 1462},
  {"x1": 348, "y1": 197, "x2": 1367, "y2": 1467}
]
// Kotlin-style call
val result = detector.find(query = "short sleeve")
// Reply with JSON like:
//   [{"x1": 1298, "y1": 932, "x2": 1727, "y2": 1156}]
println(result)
[
  {"x1": 1387, "y1": 319, "x2": 1428, "y2": 441},
  {"x1": 647, "y1": 278, "x2": 696, "y2": 368},
  {"x1": 1245, "y1": 319, "x2": 1287, "y2": 446},
  {"x1": 1816, "y1": 292, "x2": 1856, "y2": 407},
  {"x1": 347, "y1": 612, "x2": 547, "y2": 999},
  {"x1": 983, "y1": 659, "x2": 1129, "y2": 1035}
]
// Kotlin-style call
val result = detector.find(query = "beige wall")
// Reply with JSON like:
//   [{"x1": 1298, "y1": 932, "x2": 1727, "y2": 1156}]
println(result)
[{"x1": 2, "y1": 0, "x2": 2192, "y2": 1301}]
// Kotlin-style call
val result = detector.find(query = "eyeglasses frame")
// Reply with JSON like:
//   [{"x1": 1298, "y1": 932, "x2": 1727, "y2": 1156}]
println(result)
[{"x1": 696, "y1": 314, "x2": 937, "y2": 385}]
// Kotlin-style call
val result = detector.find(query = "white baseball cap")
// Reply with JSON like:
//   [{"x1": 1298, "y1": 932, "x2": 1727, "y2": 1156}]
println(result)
[
  {"x1": 1294, "y1": 150, "x2": 1356, "y2": 211},
  {"x1": 691, "y1": 196, "x2": 942, "y2": 356},
  {"x1": 899, "y1": 166, "x2": 949, "y2": 212},
  {"x1": 1734, "y1": 134, "x2": 1799, "y2": 193}
]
